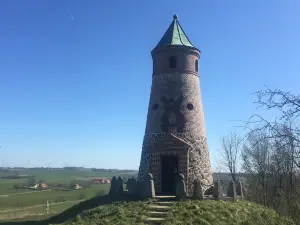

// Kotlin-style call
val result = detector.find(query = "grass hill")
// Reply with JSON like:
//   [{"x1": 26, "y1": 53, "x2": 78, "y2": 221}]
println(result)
[{"x1": 0, "y1": 194, "x2": 296, "y2": 225}]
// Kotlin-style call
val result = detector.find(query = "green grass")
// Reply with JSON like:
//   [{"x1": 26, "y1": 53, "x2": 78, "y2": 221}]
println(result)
[
  {"x1": 0, "y1": 168, "x2": 131, "y2": 222},
  {"x1": 0, "y1": 169, "x2": 136, "y2": 195},
  {"x1": 0, "y1": 180, "x2": 32, "y2": 195},
  {"x1": 0, "y1": 168, "x2": 135, "y2": 214},
  {"x1": 0, "y1": 184, "x2": 110, "y2": 210},
  {"x1": 163, "y1": 200, "x2": 295, "y2": 225},
  {"x1": 62, "y1": 200, "x2": 151, "y2": 225},
  {"x1": 0, "y1": 201, "x2": 81, "y2": 221},
  {"x1": 0, "y1": 196, "x2": 295, "y2": 225},
  {"x1": 0, "y1": 195, "x2": 147, "y2": 224},
  {"x1": 58, "y1": 199, "x2": 296, "y2": 225}
]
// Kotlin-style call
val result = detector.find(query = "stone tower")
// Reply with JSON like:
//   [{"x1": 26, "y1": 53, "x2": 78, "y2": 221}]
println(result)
[{"x1": 137, "y1": 15, "x2": 213, "y2": 195}]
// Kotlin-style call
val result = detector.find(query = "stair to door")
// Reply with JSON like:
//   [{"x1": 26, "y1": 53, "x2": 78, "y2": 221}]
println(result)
[{"x1": 145, "y1": 196, "x2": 175, "y2": 224}]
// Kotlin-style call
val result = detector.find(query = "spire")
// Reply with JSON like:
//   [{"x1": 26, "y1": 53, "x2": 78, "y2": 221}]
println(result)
[{"x1": 154, "y1": 14, "x2": 194, "y2": 49}]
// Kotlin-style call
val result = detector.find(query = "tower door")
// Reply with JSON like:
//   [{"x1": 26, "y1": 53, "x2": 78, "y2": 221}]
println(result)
[{"x1": 161, "y1": 155, "x2": 178, "y2": 194}]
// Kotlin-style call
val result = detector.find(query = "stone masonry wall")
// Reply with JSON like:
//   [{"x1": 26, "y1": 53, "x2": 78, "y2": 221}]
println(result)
[
  {"x1": 138, "y1": 46, "x2": 213, "y2": 195},
  {"x1": 137, "y1": 73, "x2": 213, "y2": 194},
  {"x1": 137, "y1": 132, "x2": 213, "y2": 195},
  {"x1": 144, "y1": 73, "x2": 206, "y2": 137}
]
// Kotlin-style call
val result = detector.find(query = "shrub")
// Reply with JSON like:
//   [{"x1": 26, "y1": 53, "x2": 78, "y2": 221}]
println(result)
[
  {"x1": 79, "y1": 180, "x2": 92, "y2": 188},
  {"x1": 55, "y1": 196, "x2": 66, "y2": 203},
  {"x1": 13, "y1": 184, "x2": 21, "y2": 189},
  {"x1": 69, "y1": 180, "x2": 77, "y2": 189},
  {"x1": 27, "y1": 176, "x2": 37, "y2": 186},
  {"x1": 75, "y1": 215, "x2": 82, "y2": 222},
  {"x1": 78, "y1": 191, "x2": 86, "y2": 200}
]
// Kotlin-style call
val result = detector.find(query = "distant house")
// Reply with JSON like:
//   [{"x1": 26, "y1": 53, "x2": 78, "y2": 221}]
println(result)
[
  {"x1": 92, "y1": 178, "x2": 104, "y2": 184},
  {"x1": 92, "y1": 178, "x2": 111, "y2": 184},
  {"x1": 39, "y1": 183, "x2": 47, "y2": 189},
  {"x1": 74, "y1": 184, "x2": 82, "y2": 190},
  {"x1": 29, "y1": 184, "x2": 39, "y2": 190}
]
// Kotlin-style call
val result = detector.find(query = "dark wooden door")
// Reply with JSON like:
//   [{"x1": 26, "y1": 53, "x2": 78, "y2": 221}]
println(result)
[{"x1": 161, "y1": 155, "x2": 178, "y2": 194}]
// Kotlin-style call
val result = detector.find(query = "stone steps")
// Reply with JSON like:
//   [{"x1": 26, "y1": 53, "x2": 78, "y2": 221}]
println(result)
[
  {"x1": 145, "y1": 217, "x2": 165, "y2": 224},
  {"x1": 155, "y1": 201, "x2": 174, "y2": 206},
  {"x1": 146, "y1": 197, "x2": 175, "y2": 224},
  {"x1": 148, "y1": 211, "x2": 168, "y2": 217},
  {"x1": 149, "y1": 205, "x2": 170, "y2": 210},
  {"x1": 155, "y1": 195, "x2": 176, "y2": 201}
]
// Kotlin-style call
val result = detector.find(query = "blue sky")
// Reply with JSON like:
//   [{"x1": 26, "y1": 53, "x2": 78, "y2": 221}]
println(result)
[{"x1": 0, "y1": 1, "x2": 299, "y2": 170}]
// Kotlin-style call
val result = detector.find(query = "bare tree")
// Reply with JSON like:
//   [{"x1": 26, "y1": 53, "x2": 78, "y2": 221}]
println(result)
[
  {"x1": 254, "y1": 86, "x2": 300, "y2": 121},
  {"x1": 245, "y1": 87, "x2": 300, "y2": 171},
  {"x1": 220, "y1": 132, "x2": 242, "y2": 183},
  {"x1": 241, "y1": 87, "x2": 300, "y2": 221},
  {"x1": 242, "y1": 130, "x2": 273, "y2": 205}
]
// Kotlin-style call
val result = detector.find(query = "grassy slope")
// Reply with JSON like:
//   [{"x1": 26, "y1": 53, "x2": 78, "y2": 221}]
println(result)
[
  {"x1": 164, "y1": 200, "x2": 295, "y2": 225},
  {"x1": 0, "y1": 196, "x2": 294, "y2": 225},
  {"x1": 62, "y1": 200, "x2": 150, "y2": 225},
  {"x1": 0, "y1": 201, "x2": 81, "y2": 221},
  {"x1": 60, "y1": 200, "x2": 295, "y2": 225},
  {"x1": 0, "y1": 195, "x2": 148, "y2": 225}
]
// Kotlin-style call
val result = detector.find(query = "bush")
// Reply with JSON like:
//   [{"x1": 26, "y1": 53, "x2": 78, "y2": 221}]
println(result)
[
  {"x1": 27, "y1": 176, "x2": 37, "y2": 186},
  {"x1": 57, "y1": 181, "x2": 66, "y2": 188},
  {"x1": 79, "y1": 181, "x2": 92, "y2": 188},
  {"x1": 13, "y1": 184, "x2": 21, "y2": 189},
  {"x1": 75, "y1": 215, "x2": 82, "y2": 222},
  {"x1": 78, "y1": 191, "x2": 86, "y2": 200},
  {"x1": 55, "y1": 196, "x2": 66, "y2": 203},
  {"x1": 69, "y1": 180, "x2": 77, "y2": 189}
]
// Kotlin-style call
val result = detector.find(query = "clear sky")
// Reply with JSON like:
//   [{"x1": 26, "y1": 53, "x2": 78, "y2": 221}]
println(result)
[{"x1": 0, "y1": 1, "x2": 299, "y2": 170}]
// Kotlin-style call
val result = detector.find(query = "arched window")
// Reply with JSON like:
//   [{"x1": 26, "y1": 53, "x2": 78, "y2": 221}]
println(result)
[
  {"x1": 195, "y1": 60, "x2": 198, "y2": 72},
  {"x1": 169, "y1": 56, "x2": 176, "y2": 68}
]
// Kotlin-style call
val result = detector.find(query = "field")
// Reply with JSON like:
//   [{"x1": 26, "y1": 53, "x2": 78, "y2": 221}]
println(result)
[
  {"x1": 0, "y1": 168, "x2": 137, "y2": 221},
  {"x1": 0, "y1": 169, "x2": 235, "y2": 222}
]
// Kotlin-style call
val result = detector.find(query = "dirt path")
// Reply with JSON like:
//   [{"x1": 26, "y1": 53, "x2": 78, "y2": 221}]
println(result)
[
  {"x1": 0, "y1": 200, "x2": 84, "y2": 213},
  {"x1": 0, "y1": 189, "x2": 52, "y2": 198}
]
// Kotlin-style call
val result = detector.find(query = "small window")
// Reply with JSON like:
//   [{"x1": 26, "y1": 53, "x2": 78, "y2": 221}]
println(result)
[
  {"x1": 169, "y1": 56, "x2": 176, "y2": 68},
  {"x1": 187, "y1": 103, "x2": 194, "y2": 110},
  {"x1": 195, "y1": 60, "x2": 198, "y2": 72},
  {"x1": 152, "y1": 104, "x2": 158, "y2": 111}
]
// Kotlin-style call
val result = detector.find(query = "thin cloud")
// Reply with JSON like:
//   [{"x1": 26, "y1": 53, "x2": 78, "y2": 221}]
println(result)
[{"x1": 68, "y1": 12, "x2": 75, "y2": 21}]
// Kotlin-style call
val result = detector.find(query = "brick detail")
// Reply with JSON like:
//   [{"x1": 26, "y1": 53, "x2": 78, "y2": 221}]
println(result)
[{"x1": 138, "y1": 45, "x2": 213, "y2": 196}]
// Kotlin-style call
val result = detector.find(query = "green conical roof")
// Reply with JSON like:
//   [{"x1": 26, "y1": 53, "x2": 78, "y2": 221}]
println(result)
[{"x1": 154, "y1": 14, "x2": 194, "y2": 49}]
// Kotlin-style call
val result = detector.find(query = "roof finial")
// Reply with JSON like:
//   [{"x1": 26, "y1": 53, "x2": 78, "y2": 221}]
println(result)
[{"x1": 154, "y1": 14, "x2": 194, "y2": 49}]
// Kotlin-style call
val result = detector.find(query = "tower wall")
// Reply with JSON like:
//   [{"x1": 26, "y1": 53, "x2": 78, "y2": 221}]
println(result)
[{"x1": 138, "y1": 46, "x2": 213, "y2": 195}]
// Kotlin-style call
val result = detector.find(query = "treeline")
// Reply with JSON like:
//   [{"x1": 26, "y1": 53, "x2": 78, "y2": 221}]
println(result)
[
  {"x1": 1, "y1": 175, "x2": 30, "y2": 179},
  {"x1": 0, "y1": 167, "x2": 138, "y2": 172},
  {"x1": 91, "y1": 168, "x2": 137, "y2": 173},
  {"x1": 218, "y1": 87, "x2": 300, "y2": 223}
]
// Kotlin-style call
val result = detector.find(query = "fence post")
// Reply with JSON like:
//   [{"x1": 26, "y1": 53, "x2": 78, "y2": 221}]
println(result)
[{"x1": 46, "y1": 200, "x2": 49, "y2": 215}]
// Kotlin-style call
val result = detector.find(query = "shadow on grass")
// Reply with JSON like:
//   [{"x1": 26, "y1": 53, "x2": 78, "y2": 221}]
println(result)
[{"x1": 0, "y1": 194, "x2": 140, "y2": 225}]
